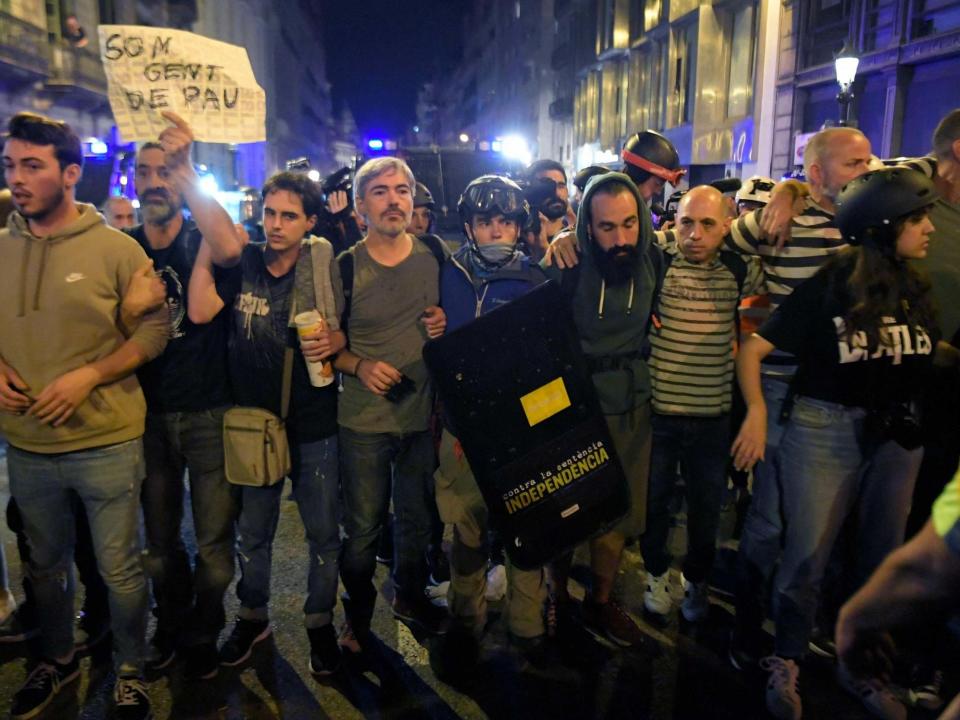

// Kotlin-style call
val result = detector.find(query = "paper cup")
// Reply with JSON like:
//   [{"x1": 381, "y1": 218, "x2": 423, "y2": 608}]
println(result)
[{"x1": 294, "y1": 310, "x2": 334, "y2": 387}]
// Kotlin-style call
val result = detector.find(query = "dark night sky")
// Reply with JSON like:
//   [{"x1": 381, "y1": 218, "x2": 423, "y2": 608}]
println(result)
[{"x1": 320, "y1": 1, "x2": 471, "y2": 139}]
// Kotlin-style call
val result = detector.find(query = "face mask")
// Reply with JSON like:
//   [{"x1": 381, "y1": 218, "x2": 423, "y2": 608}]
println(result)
[{"x1": 475, "y1": 242, "x2": 517, "y2": 267}]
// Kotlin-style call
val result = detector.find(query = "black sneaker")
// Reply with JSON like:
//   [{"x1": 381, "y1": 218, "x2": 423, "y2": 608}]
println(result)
[
  {"x1": 219, "y1": 618, "x2": 271, "y2": 667},
  {"x1": 113, "y1": 676, "x2": 152, "y2": 720},
  {"x1": 183, "y1": 643, "x2": 219, "y2": 681},
  {"x1": 307, "y1": 625, "x2": 341, "y2": 677},
  {"x1": 392, "y1": 594, "x2": 451, "y2": 635},
  {"x1": 10, "y1": 657, "x2": 81, "y2": 720},
  {"x1": 145, "y1": 633, "x2": 177, "y2": 673},
  {"x1": 0, "y1": 608, "x2": 39, "y2": 644}
]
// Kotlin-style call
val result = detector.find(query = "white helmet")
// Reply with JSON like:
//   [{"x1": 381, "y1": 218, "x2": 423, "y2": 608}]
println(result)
[{"x1": 735, "y1": 176, "x2": 776, "y2": 206}]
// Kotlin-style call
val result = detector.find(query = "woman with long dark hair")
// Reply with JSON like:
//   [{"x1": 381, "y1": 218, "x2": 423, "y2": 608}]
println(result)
[{"x1": 731, "y1": 167, "x2": 957, "y2": 720}]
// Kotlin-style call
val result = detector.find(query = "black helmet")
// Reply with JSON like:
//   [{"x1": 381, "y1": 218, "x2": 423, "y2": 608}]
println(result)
[
  {"x1": 457, "y1": 175, "x2": 530, "y2": 231},
  {"x1": 835, "y1": 168, "x2": 937, "y2": 246},
  {"x1": 414, "y1": 182, "x2": 435, "y2": 209},
  {"x1": 573, "y1": 165, "x2": 610, "y2": 193},
  {"x1": 621, "y1": 130, "x2": 684, "y2": 185}
]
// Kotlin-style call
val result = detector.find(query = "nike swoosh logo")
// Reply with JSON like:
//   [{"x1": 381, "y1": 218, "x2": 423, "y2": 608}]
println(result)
[{"x1": 65, "y1": 273, "x2": 86, "y2": 283}]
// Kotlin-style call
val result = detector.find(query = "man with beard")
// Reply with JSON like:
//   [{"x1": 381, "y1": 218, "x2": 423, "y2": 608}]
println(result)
[
  {"x1": 125, "y1": 113, "x2": 243, "y2": 680},
  {"x1": 0, "y1": 111, "x2": 168, "y2": 720},
  {"x1": 540, "y1": 172, "x2": 661, "y2": 652},
  {"x1": 332, "y1": 157, "x2": 449, "y2": 653}
]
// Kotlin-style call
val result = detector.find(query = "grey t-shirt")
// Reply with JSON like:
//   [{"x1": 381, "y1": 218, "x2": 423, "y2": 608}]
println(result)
[
  {"x1": 338, "y1": 236, "x2": 445, "y2": 433},
  {"x1": 914, "y1": 196, "x2": 960, "y2": 343}
]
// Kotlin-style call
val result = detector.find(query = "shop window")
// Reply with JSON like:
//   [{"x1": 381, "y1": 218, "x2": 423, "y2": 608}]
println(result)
[
  {"x1": 862, "y1": 0, "x2": 898, "y2": 50},
  {"x1": 802, "y1": 0, "x2": 852, "y2": 68}
]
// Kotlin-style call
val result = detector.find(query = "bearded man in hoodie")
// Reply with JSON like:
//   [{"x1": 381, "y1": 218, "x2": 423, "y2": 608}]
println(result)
[
  {"x1": 0, "y1": 112, "x2": 168, "y2": 720},
  {"x1": 541, "y1": 172, "x2": 660, "y2": 655}
]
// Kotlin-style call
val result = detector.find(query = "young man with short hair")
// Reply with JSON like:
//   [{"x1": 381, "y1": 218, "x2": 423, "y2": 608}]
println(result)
[
  {"x1": 0, "y1": 111, "x2": 168, "y2": 720},
  {"x1": 189, "y1": 171, "x2": 347, "y2": 676},
  {"x1": 432, "y1": 175, "x2": 550, "y2": 676}
]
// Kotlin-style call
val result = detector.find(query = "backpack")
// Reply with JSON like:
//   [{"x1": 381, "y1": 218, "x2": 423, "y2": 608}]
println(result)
[{"x1": 337, "y1": 233, "x2": 447, "y2": 329}]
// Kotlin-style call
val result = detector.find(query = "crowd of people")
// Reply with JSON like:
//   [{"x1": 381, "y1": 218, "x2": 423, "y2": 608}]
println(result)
[{"x1": 0, "y1": 105, "x2": 958, "y2": 720}]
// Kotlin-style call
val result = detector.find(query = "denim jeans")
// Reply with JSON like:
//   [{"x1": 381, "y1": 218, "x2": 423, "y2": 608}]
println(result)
[
  {"x1": 8, "y1": 493, "x2": 110, "y2": 634},
  {"x1": 733, "y1": 376, "x2": 790, "y2": 650},
  {"x1": 236, "y1": 435, "x2": 340, "y2": 628},
  {"x1": 339, "y1": 427, "x2": 436, "y2": 627},
  {"x1": 771, "y1": 396, "x2": 922, "y2": 658},
  {"x1": 8, "y1": 439, "x2": 147, "y2": 675},
  {"x1": 642, "y1": 413, "x2": 731, "y2": 582},
  {"x1": 141, "y1": 407, "x2": 237, "y2": 646}
]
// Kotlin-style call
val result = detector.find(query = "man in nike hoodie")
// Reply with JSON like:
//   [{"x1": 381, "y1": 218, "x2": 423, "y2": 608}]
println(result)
[
  {"x1": 0, "y1": 112, "x2": 168, "y2": 720},
  {"x1": 541, "y1": 171, "x2": 661, "y2": 653}
]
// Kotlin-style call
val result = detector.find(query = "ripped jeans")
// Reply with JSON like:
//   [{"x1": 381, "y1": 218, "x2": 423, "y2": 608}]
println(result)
[
  {"x1": 8, "y1": 439, "x2": 147, "y2": 675},
  {"x1": 235, "y1": 435, "x2": 340, "y2": 629}
]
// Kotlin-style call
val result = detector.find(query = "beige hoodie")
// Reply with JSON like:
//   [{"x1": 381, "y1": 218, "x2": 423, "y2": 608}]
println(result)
[{"x1": 0, "y1": 203, "x2": 168, "y2": 453}]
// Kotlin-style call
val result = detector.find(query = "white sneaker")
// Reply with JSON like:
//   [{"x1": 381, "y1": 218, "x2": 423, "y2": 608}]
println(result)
[
  {"x1": 643, "y1": 570, "x2": 672, "y2": 617},
  {"x1": 837, "y1": 662, "x2": 907, "y2": 720},
  {"x1": 0, "y1": 589, "x2": 16, "y2": 625},
  {"x1": 485, "y1": 564, "x2": 507, "y2": 602},
  {"x1": 760, "y1": 656, "x2": 802, "y2": 720},
  {"x1": 680, "y1": 574, "x2": 709, "y2": 622},
  {"x1": 426, "y1": 580, "x2": 450, "y2": 608}
]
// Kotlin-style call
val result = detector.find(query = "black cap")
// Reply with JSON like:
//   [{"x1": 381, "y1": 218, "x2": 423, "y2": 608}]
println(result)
[
  {"x1": 414, "y1": 182, "x2": 435, "y2": 209},
  {"x1": 835, "y1": 168, "x2": 937, "y2": 246},
  {"x1": 573, "y1": 165, "x2": 610, "y2": 192}
]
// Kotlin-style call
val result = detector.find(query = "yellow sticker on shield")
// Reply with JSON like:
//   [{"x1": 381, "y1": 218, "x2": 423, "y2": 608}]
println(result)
[{"x1": 520, "y1": 377, "x2": 571, "y2": 427}]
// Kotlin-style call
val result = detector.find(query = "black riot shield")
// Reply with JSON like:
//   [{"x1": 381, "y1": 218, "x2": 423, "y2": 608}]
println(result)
[{"x1": 423, "y1": 280, "x2": 629, "y2": 569}]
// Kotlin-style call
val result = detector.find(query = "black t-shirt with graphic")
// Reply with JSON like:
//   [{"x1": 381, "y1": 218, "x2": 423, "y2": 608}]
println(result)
[
  {"x1": 758, "y1": 255, "x2": 937, "y2": 409},
  {"x1": 128, "y1": 222, "x2": 232, "y2": 413},
  {"x1": 218, "y1": 244, "x2": 337, "y2": 444}
]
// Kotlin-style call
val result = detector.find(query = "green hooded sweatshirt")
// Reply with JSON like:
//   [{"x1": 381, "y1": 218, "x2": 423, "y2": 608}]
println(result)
[
  {"x1": 0, "y1": 203, "x2": 169, "y2": 453},
  {"x1": 542, "y1": 172, "x2": 659, "y2": 414}
]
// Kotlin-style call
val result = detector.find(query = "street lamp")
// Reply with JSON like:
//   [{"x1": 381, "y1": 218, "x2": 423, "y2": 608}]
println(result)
[{"x1": 835, "y1": 40, "x2": 860, "y2": 127}]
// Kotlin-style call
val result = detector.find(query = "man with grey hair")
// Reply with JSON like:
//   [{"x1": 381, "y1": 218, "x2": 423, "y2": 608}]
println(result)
[
  {"x1": 102, "y1": 196, "x2": 136, "y2": 230},
  {"x1": 333, "y1": 156, "x2": 449, "y2": 652}
]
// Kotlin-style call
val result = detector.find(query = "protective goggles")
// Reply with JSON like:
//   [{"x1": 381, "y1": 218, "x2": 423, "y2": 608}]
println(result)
[
  {"x1": 462, "y1": 183, "x2": 527, "y2": 217},
  {"x1": 622, "y1": 149, "x2": 686, "y2": 185}
]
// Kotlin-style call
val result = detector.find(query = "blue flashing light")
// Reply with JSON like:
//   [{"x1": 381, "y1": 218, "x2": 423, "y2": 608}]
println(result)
[
  {"x1": 368, "y1": 139, "x2": 384, "y2": 151},
  {"x1": 84, "y1": 137, "x2": 108, "y2": 156}
]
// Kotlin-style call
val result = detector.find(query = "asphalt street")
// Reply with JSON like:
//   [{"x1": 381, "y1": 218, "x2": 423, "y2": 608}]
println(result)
[{"x1": 0, "y1": 444, "x2": 951, "y2": 719}]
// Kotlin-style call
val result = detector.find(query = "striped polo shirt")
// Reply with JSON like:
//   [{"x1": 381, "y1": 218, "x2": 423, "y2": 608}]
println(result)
[
  {"x1": 649, "y1": 247, "x2": 765, "y2": 416},
  {"x1": 725, "y1": 197, "x2": 845, "y2": 377}
]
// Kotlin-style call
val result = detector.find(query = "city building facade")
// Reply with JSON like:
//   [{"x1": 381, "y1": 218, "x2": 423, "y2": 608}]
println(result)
[
  {"x1": 1, "y1": 0, "x2": 338, "y2": 204},
  {"x1": 771, "y1": 0, "x2": 960, "y2": 177}
]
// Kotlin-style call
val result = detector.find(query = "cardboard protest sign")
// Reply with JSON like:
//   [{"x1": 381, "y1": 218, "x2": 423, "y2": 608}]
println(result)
[
  {"x1": 423, "y1": 281, "x2": 629, "y2": 569},
  {"x1": 97, "y1": 25, "x2": 265, "y2": 143}
]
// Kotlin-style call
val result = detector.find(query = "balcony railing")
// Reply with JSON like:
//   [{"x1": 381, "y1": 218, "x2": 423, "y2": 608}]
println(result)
[
  {"x1": 47, "y1": 41, "x2": 108, "y2": 96},
  {"x1": 0, "y1": 11, "x2": 48, "y2": 78}
]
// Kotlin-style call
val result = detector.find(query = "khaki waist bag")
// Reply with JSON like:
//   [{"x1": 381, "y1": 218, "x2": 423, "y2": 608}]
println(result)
[
  {"x1": 224, "y1": 334, "x2": 295, "y2": 487},
  {"x1": 223, "y1": 407, "x2": 291, "y2": 486}
]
